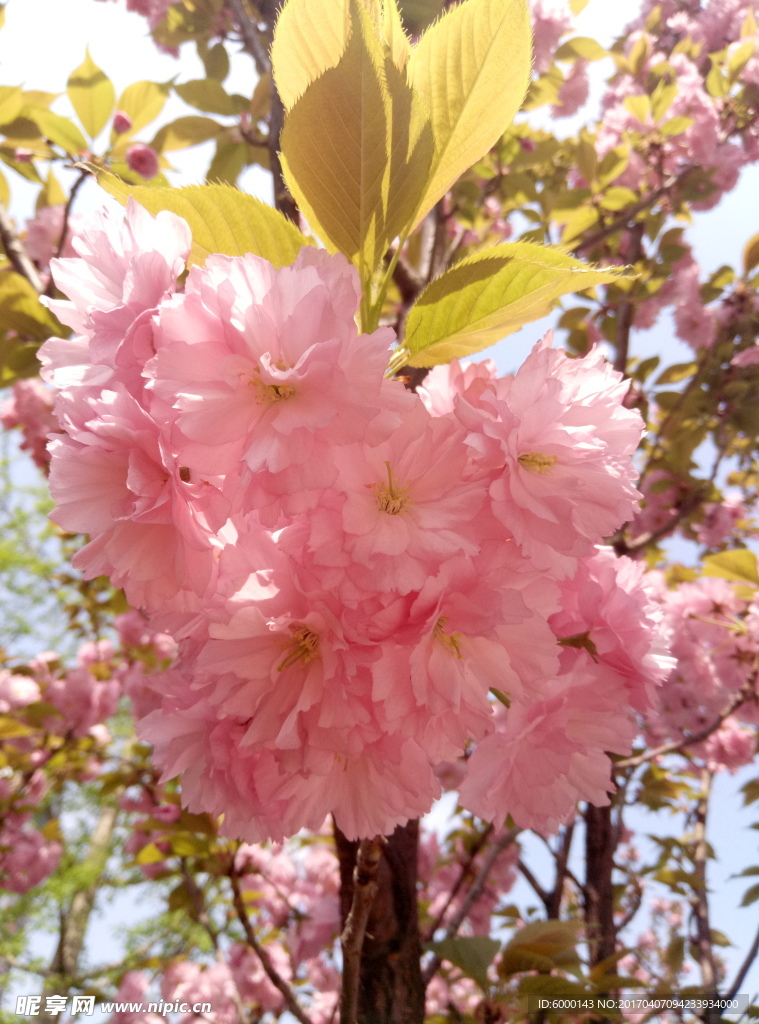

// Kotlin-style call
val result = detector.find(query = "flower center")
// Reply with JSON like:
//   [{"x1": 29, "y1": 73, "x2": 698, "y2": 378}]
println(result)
[
  {"x1": 434, "y1": 616, "x2": 463, "y2": 658},
  {"x1": 518, "y1": 451, "x2": 557, "y2": 475},
  {"x1": 252, "y1": 365, "x2": 296, "y2": 406},
  {"x1": 374, "y1": 461, "x2": 411, "y2": 515},
  {"x1": 278, "y1": 623, "x2": 321, "y2": 671}
]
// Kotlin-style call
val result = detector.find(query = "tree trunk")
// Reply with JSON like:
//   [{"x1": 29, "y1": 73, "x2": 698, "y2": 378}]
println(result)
[
  {"x1": 334, "y1": 819, "x2": 425, "y2": 1024},
  {"x1": 584, "y1": 803, "x2": 617, "y2": 967}
]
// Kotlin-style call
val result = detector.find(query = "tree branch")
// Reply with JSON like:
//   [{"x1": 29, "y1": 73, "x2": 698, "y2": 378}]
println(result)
[
  {"x1": 339, "y1": 835, "x2": 386, "y2": 1024},
  {"x1": 225, "y1": 0, "x2": 271, "y2": 75},
  {"x1": 44, "y1": 169, "x2": 89, "y2": 297},
  {"x1": 229, "y1": 866, "x2": 312, "y2": 1024},
  {"x1": 613, "y1": 222, "x2": 645, "y2": 375},
  {"x1": 0, "y1": 201, "x2": 44, "y2": 293},
  {"x1": 616, "y1": 673, "x2": 757, "y2": 770},
  {"x1": 422, "y1": 828, "x2": 519, "y2": 986},
  {"x1": 726, "y1": 921, "x2": 759, "y2": 1001},
  {"x1": 423, "y1": 824, "x2": 494, "y2": 942},
  {"x1": 691, "y1": 769, "x2": 720, "y2": 1024}
]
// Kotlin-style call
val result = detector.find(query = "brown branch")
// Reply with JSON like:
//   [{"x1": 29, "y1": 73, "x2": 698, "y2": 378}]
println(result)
[
  {"x1": 422, "y1": 824, "x2": 494, "y2": 942},
  {"x1": 518, "y1": 858, "x2": 550, "y2": 909},
  {"x1": 616, "y1": 672, "x2": 757, "y2": 770},
  {"x1": 547, "y1": 823, "x2": 574, "y2": 919},
  {"x1": 422, "y1": 827, "x2": 519, "y2": 986},
  {"x1": 572, "y1": 179, "x2": 675, "y2": 258},
  {"x1": 691, "y1": 769, "x2": 720, "y2": 1024},
  {"x1": 225, "y1": 0, "x2": 271, "y2": 75},
  {"x1": 613, "y1": 222, "x2": 645, "y2": 375},
  {"x1": 43, "y1": 169, "x2": 89, "y2": 297},
  {"x1": 38, "y1": 794, "x2": 122, "y2": 1024},
  {"x1": 339, "y1": 835, "x2": 386, "y2": 1024},
  {"x1": 0, "y1": 201, "x2": 44, "y2": 293},
  {"x1": 229, "y1": 867, "x2": 312, "y2": 1024},
  {"x1": 726, "y1": 921, "x2": 759, "y2": 1001}
]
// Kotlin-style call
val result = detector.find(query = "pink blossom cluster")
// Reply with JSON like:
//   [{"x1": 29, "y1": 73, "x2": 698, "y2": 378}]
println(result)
[
  {"x1": 41, "y1": 199, "x2": 667, "y2": 841},
  {"x1": 0, "y1": 378, "x2": 59, "y2": 471},
  {"x1": 94, "y1": 0, "x2": 172, "y2": 31},
  {"x1": 647, "y1": 574, "x2": 759, "y2": 772},
  {"x1": 0, "y1": 764, "x2": 62, "y2": 893}
]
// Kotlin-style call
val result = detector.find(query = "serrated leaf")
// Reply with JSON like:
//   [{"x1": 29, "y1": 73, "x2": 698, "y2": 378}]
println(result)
[
  {"x1": 272, "y1": 0, "x2": 351, "y2": 111},
  {"x1": 67, "y1": 49, "x2": 115, "y2": 139},
  {"x1": 28, "y1": 109, "x2": 88, "y2": 154},
  {"x1": 702, "y1": 549, "x2": 759, "y2": 587},
  {"x1": 97, "y1": 173, "x2": 312, "y2": 268},
  {"x1": 383, "y1": 0, "x2": 411, "y2": 68},
  {"x1": 280, "y1": 0, "x2": 433, "y2": 281},
  {"x1": 206, "y1": 137, "x2": 247, "y2": 185},
  {"x1": 426, "y1": 935, "x2": 500, "y2": 989},
  {"x1": 114, "y1": 80, "x2": 171, "y2": 136},
  {"x1": 397, "y1": 243, "x2": 626, "y2": 367},
  {"x1": 407, "y1": 0, "x2": 531, "y2": 228}
]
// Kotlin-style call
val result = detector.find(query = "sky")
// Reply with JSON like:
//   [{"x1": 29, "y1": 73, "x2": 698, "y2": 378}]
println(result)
[{"x1": 2, "y1": 0, "x2": 759, "y2": 1014}]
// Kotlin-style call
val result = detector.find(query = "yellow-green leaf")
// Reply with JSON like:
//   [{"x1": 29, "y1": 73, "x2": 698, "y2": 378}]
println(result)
[
  {"x1": 426, "y1": 936, "x2": 500, "y2": 990},
  {"x1": 97, "y1": 173, "x2": 313, "y2": 269},
  {"x1": 396, "y1": 243, "x2": 627, "y2": 367},
  {"x1": 0, "y1": 715, "x2": 34, "y2": 740},
  {"x1": 660, "y1": 115, "x2": 693, "y2": 136},
  {"x1": 174, "y1": 79, "x2": 246, "y2": 116},
  {"x1": 35, "y1": 168, "x2": 67, "y2": 212},
  {"x1": 272, "y1": 0, "x2": 351, "y2": 111},
  {"x1": 67, "y1": 49, "x2": 115, "y2": 140},
  {"x1": 0, "y1": 169, "x2": 8, "y2": 207},
  {"x1": 569, "y1": 0, "x2": 590, "y2": 13},
  {"x1": 555, "y1": 36, "x2": 607, "y2": 61},
  {"x1": 623, "y1": 94, "x2": 651, "y2": 122},
  {"x1": 0, "y1": 269, "x2": 61, "y2": 339},
  {"x1": 206, "y1": 137, "x2": 248, "y2": 185},
  {"x1": 743, "y1": 232, "x2": 759, "y2": 276},
  {"x1": 702, "y1": 549, "x2": 759, "y2": 587},
  {"x1": 280, "y1": 0, "x2": 432, "y2": 280},
  {"x1": 382, "y1": 0, "x2": 411, "y2": 68},
  {"x1": 0, "y1": 86, "x2": 23, "y2": 128},
  {"x1": 28, "y1": 108, "x2": 88, "y2": 154},
  {"x1": 135, "y1": 842, "x2": 167, "y2": 865},
  {"x1": 406, "y1": 0, "x2": 531, "y2": 228},
  {"x1": 114, "y1": 80, "x2": 171, "y2": 136},
  {"x1": 152, "y1": 115, "x2": 223, "y2": 152}
]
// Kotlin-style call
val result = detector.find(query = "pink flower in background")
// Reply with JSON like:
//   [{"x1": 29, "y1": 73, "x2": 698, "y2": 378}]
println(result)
[
  {"x1": 126, "y1": 143, "x2": 160, "y2": 180},
  {"x1": 0, "y1": 379, "x2": 59, "y2": 470}
]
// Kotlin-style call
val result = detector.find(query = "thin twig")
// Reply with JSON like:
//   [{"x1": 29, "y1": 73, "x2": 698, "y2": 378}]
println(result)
[
  {"x1": 44, "y1": 169, "x2": 89, "y2": 297},
  {"x1": 339, "y1": 835, "x2": 386, "y2": 1024},
  {"x1": 691, "y1": 769, "x2": 719, "y2": 1023},
  {"x1": 423, "y1": 824, "x2": 494, "y2": 942},
  {"x1": 518, "y1": 858, "x2": 550, "y2": 909},
  {"x1": 726, "y1": 923, "x2": 759, "y2": 1001},
  {"x1": 572, "y1": 177, "x2": 677, "y2": 257},
  {"x1": 616, "y1": 672, "x2": 757, "y2": 770},
  {"x1": 0, "y1": 201, "x2": 44, "y2": 293},
  {"x1": 226, "y1": 0, "x2": 271, "y2": 75},
  {"x1": 613, "y1": 222, "x2": 645, "y2": 375},
  {"x1": 229, "y1": 867, "x2": 312, "y2": 1024},
  {"x1": 422, "y1": 827, "x2": 520, "y2": 986}
]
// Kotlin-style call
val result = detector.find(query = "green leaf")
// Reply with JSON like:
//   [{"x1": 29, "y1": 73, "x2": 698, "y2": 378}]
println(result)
[
  {"x1": 623, "y1": 94, "x2": 651, "y2": 122},
  {"x1": 272, "y1": 0, "x2": 351, "y2": 111},
  {"x1": 67, "y1": 49, "x2": 115, "y2": 139},
  {"x1": 741, "y1": 883, "x2": 759, "y2": 907},
  {"x1": 0, "y1": 86, "x2": 23, "y2": 127},
  {"x1": 206, "y1": 137, "x2": 248, "y2": 185},
  {"x1": 397, "y1": 243, "x2": 627, "y2": 367},
  {"x1": 152, "y1": 115, "x2": 223, "y2": 152},
  {"x1": 426, "y1": 935, "x2": 500, "y2": 990},
  {"x1": 201, "y1": 41, "x2": 230, "y2": 82},
  {"x1": 599, "y1": 186, "x2": 638, "y2": 211},
  {"x1": 0, "y1": 269, "x2": 61, "y2": 340},
  {"x1": 702, "y1": 549, "x2": 759, "y2": 587},
  {"x1": 135, "y1": 842, "x2": 167, "y2": 866},
  {"x1": 174, "y1": 79, "x2": 246, "y2": 116},
  {"x1": 280, "y1": 0, "x2": 432, "y2": 280},
  {"x1": 743, "y1": 232, "x2": 759, "y2": 275},
  {"x1": 660, "y1": 116, "x2": 694, "y2": 136},
  {"x1": 97, "y1": 173, "x2": 313, "y2": 269},
  {"x1": 407, "y1": 0, "x2": 531, "y2": 227},
  {"x1": 28, "y1": 109, "x2": 88, "y2": 154},
  {"x1": 655, "y1": 361, "x2": 696, "y2": 385},
  {"x1": 0, "y1": 715, "x2": 34, "y2": 740},
  {"x1": 114, "y1": 80, "x2": 171, "y2": 136},
  {"x1": 555, "y1": 36, "x2": 607, "y2": 61}
]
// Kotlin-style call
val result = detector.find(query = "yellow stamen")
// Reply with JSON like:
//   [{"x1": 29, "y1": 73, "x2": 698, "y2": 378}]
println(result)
[
  {"x1": 278, "y1": 623, "x2": 320, "y2": 671},
  {"x1": 518, "y1": 451, "x2": 558, "y2": 475},
  {"x1": 434, "y1": 616, "x2": 463, "y2": 658},
  {"x1": 251, "y1": 366, "x2": 296, "y2": 406},
  {"x1": 374, "y1": 461, "x2": 411, "y2": 515}
]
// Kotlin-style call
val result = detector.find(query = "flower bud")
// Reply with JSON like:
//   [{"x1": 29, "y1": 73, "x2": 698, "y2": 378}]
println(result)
[
  {"x1": 126, "y1": 143, "x2": 159, "y2": 180},
  {"x1": 113, "y1": 110, "x2": 133, "y2": 135}
]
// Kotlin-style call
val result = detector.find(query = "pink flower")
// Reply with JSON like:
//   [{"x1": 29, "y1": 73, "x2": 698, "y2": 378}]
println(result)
[
  {"x1": 0, "y1": 379, "x2": 59, "y2": 470},
  {"x1": 552, "y1": 60, "x2": 589, "y2": 118},
  {"x1": 417, "y1": 357, "x2": 497, "y2": 417},
  {"x1": 461, "y1": 667, "x2": 638, "y2": 834},
  {"x1": 113, "y1": 110, "x2": 133, "y2": 134},
  {"x1": 531, "y1": 0, "x2": 573, "y2": 73},
  {"x1": 457, "y1": 332, "x2": 643, "y2": 577},
  {"x1": 127, "y1": 143, "x2": 160, "y2": 180}
]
